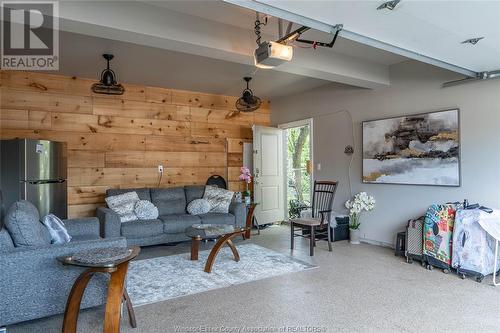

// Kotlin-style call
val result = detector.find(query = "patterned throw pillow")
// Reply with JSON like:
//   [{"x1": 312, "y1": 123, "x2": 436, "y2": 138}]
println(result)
[
  {"x1": 105, "y1": 191, "x2": 140, "y2": 222},
  {"x1": 42, "y1": 214, "x2": 72, "y2": 244},
  {"x1": 203, "y1": 186, "x2": 234, "y2": 213},
  {"x1": 134, "y1": 200, "x2": 159, "y2": 220},
  {"x1": 187, "y1": 199, "x2": 211, "y2": 215}
]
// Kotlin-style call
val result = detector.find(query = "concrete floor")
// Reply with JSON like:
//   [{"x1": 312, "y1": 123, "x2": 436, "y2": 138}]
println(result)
[{"x1": 9, "y1": 225, "x2": 500, "y2": 333}]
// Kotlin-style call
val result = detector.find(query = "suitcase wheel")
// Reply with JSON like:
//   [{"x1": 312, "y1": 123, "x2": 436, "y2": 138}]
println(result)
[
  {"x1": 460, "y1": 273, "x2": 466, "y2": 280},
  {"x1": 443, "y1": 268, "x2": 450, "y2": 274},
  {"x1": 475, "y1": 276, "x2": 484, "y2": 283},
  {"x1": 406, "y1": 258, "x2": 413, "y2": 264},
  {"x1": 426, "y1": 264, "x2": 433, "y2": 271}
]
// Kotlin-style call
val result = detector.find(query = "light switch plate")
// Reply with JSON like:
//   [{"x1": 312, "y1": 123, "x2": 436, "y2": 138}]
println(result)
[{"x1": 158, "y1": 165, "x2": 164, "y2": 173}]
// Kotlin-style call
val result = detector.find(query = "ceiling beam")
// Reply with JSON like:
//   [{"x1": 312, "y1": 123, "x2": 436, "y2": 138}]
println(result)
[{"x1": 224, "y1": 0, "x2": 478, "y2": 78}]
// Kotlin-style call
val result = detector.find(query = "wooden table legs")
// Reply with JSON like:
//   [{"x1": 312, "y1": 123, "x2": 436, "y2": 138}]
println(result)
[
  {"x1": 204, "y1": 233, "x2": 240, "y2": 273},
  {"x1": 190, "y1": 236, "x2": 201, "y2": 260},
  {"x1": 244, "y1": 204, "x2": 257, "y2": 239},
  {"x1": 62, "y1": 263, "x2": 136, "y2": 333}
]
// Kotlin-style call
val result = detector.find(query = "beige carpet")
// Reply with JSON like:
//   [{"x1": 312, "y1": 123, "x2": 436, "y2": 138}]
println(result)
[{"x1": 9, "y1": 225, "x2": 500, "y2": 333}]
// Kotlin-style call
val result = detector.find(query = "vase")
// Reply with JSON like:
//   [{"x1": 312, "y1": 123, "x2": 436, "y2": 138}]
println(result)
[{"x1": 349, "y1": 229, "x2": 361, "y2": 244}]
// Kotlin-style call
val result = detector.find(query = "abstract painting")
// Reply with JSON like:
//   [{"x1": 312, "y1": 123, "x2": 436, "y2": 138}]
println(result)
[{"x1": 362, "y1": 109, "x2": 460, "y2": 186}]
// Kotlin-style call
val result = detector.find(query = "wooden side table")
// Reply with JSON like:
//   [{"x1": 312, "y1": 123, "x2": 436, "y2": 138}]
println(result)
[
  {"x1": 244, "y1": 202, "x2": 258, "y2": 239},
  {"x1": 58, "y1": 247, "x2": 140, "y2": 333}
]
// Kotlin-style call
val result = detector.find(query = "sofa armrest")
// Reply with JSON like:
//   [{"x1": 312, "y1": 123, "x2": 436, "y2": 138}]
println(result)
[
  {"x1": 64, "y1": 217, "x2": 100, "y2": 238},
  {"x1": 0, "y1": 237, "x2": 127, "y2": 326},
  {"x1": 96, "y1": 207, "x2": 121, "y2": 238},
  {"x1": 229, "y1": 202, "x2": 247, "y2": 227}
]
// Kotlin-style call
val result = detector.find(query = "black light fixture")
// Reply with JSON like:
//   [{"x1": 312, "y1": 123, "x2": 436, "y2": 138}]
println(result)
[
  {"x1": 235, "y1": 77, "x2": 262, "y2": 112},
  {"x1": 377, "y1": 0, "x2": 401, "y2": 10},
  {"x1": 461, "y1": 37, "x2": 484, "y2": 45},
  {"x1": 91, "y1": 54, "x2": 125, "y2": 95}
]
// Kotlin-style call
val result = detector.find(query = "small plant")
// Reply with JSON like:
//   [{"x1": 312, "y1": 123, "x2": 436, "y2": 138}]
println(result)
[
  {"x1": 239, "y1": 166, "x2": 252, "y2": 198},
  {"x1": 345, "y1": 192, "x2": 375, "y2": 230},
  {"x1": 288, "y1": 199, "x2": 310, "y2": 219}
]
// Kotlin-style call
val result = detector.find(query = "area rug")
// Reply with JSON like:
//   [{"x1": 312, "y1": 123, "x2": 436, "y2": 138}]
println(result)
[{"x1": 126, "y1": 243, "x2": 316, "y2": 306}]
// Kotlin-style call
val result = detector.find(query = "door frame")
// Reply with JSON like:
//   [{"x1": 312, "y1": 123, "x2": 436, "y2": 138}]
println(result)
[{"x1": 278, "y1": 118, "x2": 314, "y2": 220}]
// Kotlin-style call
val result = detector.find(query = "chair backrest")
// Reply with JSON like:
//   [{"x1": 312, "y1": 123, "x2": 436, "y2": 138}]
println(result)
[
  {"x1": 206, "y1": 175, "x2": 227, "y2": 189},
  {"x1": 311, "y1": 181, "x2": 338, "y2": 221}
]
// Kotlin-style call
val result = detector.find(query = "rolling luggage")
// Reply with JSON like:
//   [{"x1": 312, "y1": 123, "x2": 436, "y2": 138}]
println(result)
[
  {"x1": 405, "y1": 216, "x2": 425, "y2": 265},
  {"x1": 423, "y1": 203, "x2": 461, "y2": 273},
  {"x1": 452, "y1": 208, "x2": 500, "y2": 282}
]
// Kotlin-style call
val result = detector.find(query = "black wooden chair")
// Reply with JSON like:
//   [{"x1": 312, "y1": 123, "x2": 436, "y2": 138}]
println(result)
[
  {"x1": 206, "y1": 175, "x2": 227, "y2": 189},
  {"x1": 290, "y1": 181, "x2": 338, "y2": 256}
]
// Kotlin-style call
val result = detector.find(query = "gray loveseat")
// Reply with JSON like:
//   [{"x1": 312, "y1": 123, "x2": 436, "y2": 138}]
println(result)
[
  {"x1": 0, "y1": 200, "x2": 127, "y2": 327},
  {"x1": 97, "y1": 185, "x2": 246, "y2": 247}
]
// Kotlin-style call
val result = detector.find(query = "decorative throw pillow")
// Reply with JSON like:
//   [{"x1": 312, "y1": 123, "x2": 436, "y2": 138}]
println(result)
[
  {"x1": 203, "y1": 186, "x2": 234, "y2": 213},
  {"x1": 4, "y1": 200, "x2": 51, "y2": 247},
  {"x1": 105, "y1": 191, "x2": 140, "y2": 222},
  {"x1": 187, "y1": 199, "x2": 211, "y2": 215},
  {"x1": 42, "y1": 214, "x2": 72, "y2": 245},
  {"x1": 134, "y1": 200, "x2": 159, "y2": 220}
]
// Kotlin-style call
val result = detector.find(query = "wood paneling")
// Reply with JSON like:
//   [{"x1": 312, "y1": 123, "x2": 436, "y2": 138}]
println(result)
[{"x1": 0, "y1": 70, "x2": 270, "y2": 217}]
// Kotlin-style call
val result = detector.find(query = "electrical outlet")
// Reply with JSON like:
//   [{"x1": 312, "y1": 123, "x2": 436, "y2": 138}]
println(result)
[{"x1": 158, "y1": 165, "x2": 163, "y2": 173}]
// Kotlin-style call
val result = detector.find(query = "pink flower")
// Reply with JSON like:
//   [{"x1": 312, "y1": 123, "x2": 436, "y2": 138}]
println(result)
[{"x1": 239, "y1": 166, "x2": 252, "y2": 183}]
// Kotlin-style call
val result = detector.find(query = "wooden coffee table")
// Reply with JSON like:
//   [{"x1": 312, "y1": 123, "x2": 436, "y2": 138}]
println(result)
[{"x1": 185, "y1": 224, "x2": 249, "y2": 273}]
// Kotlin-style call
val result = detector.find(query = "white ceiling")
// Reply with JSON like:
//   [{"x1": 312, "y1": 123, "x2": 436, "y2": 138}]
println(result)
[
  {"x1": 252, "y1": 0, "x2": 500, "y2": 73},
  {"x1": 55, "y1": 31, "x2": 333, "y2": 99},
  {"x1": 51, "y1": 0, "x2": 402, "y2": 93},
  {"x1": 146, "y1": 0, "x2": 406, "y2": 66}
]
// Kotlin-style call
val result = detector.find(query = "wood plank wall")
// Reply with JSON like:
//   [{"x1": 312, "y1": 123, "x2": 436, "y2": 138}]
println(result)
[{"x1": 0, "y1": 71, "x2": 270, "y2": 217}]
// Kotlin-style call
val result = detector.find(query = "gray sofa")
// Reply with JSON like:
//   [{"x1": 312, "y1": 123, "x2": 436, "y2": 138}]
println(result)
[
  {"x1": 97, "y1": 185, "x2": 246, "y2": 246},
  {"x1": 0, "y1": 201, "x2": 127, "y2": 327}
]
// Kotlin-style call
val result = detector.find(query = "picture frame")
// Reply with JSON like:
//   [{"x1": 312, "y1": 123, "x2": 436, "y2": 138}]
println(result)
[{"x1": 362, "y1": 108, "x2": 460, "y2": 186}]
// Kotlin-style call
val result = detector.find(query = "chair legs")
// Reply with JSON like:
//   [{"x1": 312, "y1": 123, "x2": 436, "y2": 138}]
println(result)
[
  {"x1": 291, "y1": 222, "x2": 333, "y2": 256},
  {"x1": 327, "y1": 224, "x2": 332, "y2": 252},
  {"x1": 310, "y1": 226, "x2": 315, "y2": 256}
]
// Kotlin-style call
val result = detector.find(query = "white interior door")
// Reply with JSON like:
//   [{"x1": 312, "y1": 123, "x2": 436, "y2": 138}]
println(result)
[{"x1": 253, "y1": 125, "x2": 284, "y2": 225}]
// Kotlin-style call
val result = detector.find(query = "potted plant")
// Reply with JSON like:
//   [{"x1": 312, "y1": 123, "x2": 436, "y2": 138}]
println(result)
[
  {"x1": 345, "y1": 192, "x2": 375, "y2": 244},
  {"x1": 239, "y1": 166, "x2": 252, "y2": 205}
]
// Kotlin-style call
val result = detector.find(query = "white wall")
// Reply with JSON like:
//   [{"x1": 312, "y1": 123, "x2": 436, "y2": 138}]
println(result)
[{"x1": 272, "y1": 61, "x2": 500, "y2": 246}]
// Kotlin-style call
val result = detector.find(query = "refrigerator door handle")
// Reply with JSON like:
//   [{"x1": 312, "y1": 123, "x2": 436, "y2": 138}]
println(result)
[{"x1": 27, "y1": 179, "x2": 66, "y2": 185}]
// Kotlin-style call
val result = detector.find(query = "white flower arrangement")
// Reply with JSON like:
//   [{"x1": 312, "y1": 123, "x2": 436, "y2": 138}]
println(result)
[{"x1": 345, "y1": 192, "x2": 375, "y2": 230}]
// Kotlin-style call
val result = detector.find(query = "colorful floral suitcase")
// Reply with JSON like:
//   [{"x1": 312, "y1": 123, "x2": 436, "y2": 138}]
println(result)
[{"x1": 423, "y1": 203, "x2": 461, "y2": 273}]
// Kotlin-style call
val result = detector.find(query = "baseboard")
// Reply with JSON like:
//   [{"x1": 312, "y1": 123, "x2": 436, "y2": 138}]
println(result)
[{"x1": 360, "y1": 237, "x2": 394, "y2": 249}]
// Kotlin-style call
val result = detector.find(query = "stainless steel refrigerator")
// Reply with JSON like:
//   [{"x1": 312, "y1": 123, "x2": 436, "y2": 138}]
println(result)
[{"x1": 1, "y1": 139, "x2": 67, "y2": 219}]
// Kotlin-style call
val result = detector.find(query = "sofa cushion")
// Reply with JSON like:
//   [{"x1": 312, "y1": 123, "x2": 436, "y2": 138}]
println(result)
[
  {"x1": 161, "y1": 214, "x2": 201, "y2": 234},
  {"x1": 184, "y1": 185, "x2": 205, "y2": 204},
  {"x1": 106, "y1": 188, "x2": 151, "y2": 202},
  {"x1": 198, "y1": 213, "x2": 236, "y2": 225},
  {"x1": 134, "y1": 200, "x2": 159, "y2": 220},
  {"x1": 151, "y1": 188, "x2": 186, "y2": 215},
  {"x1": 203, "y1": 186, "x2": 234, "y2": 213},
  {"x1": 0, "y1": 228, "x2": 14, "y2": 251},
  {"x1": 70, "y1": 234, "x2": 101, "y2": 242},
  {"x1": 187, "y1": 199, "x2": 211, "y2": 215},
  {"x1": 4, "y1": 200, "x2": 51, "y2": 247},
  {"x1": 105, "y1": 191, "x2": 140, "y2": 222},
  {"x1": 121, "y1": 219, "x2": 164, "y2": 238},
  {"x1": 42, "y1": 214, "x2": 72, "y2": 244}
]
